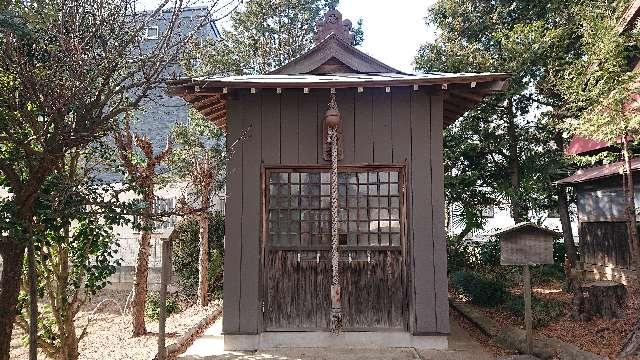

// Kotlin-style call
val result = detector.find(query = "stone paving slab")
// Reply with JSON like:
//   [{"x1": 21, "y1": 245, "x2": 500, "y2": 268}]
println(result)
[{"x1": 178, "y1": 316, "x2": 495, "y2": 360}]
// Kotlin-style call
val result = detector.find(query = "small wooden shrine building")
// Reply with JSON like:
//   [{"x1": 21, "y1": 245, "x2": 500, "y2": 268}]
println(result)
[
  {"x1": 557, "y1": 159, "x2": 640, "y2": 283},
  {"x1": 168, "y1": 9, "x2": 508, "y2": 350}
]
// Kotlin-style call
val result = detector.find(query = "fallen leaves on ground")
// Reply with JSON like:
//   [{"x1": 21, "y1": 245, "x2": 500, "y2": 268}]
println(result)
[
  {"x1": 450, "y1": 309, "x2": 516, "y2": 357},
  {"x1": 10, "y1": 289, "x2": 220, "y2": 360},
  {"x1": 456, "y1": 282, "x2": 640, "y2": 359}
]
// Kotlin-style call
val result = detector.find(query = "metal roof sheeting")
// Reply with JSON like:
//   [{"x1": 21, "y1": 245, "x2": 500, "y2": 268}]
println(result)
[
  {"x1": 168, "y1": 72, "x2": 509, "y2": 89},
  {"x1": 556, "y1": 158, "x2": 640, "y2": 185}
]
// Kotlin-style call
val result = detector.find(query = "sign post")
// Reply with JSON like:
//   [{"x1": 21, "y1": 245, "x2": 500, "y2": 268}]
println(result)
[
  {"x1": 493, "y1": 222, "x2": 560, "y2": 355},
  {"x1": 523, "y1": 264, "x2": 532, "y2": 354},
  {"x1": 158, "y1": 229, "x2": 177, "y2": 360}
]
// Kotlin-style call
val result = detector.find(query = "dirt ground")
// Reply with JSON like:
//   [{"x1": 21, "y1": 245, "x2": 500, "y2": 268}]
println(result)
[
  {"x1": 10, "y1": 289, "x2": 219, "y2": 360},
  {"x1": 450, "y1": 309, "x2": 516, "y2": 358},
  {"x1": 457, "y1": 282, "x2": 640, "y2": 359}
]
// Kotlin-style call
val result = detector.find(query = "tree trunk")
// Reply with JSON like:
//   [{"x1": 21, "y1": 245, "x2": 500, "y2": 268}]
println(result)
[
  {"x1": 553, "y1": 132, "x2": 578, "y2": 290},
  {"x1": 576, "y1": 281, "x2": 627, "y2": 320},
  {"x1": 558, "y1": 186, "x2": 579, "y2": 290},
  {"x1": 61, "y1": 313, "x2": 79, "y2": 360},
  {"x1": 619, "y1": 135, "x2": 640, "y2": 358},
  {"x1": 27, "y1": 229, "x2": 38, "y2": 360},
  {"x1": 59, "y1": 229, "x2": 80, "y2": 360},
  {"x1": 131, "y1": 190, "x2": 154, "y2": 336},
  {"x1": 0, "y1": 242, "x2": 26, "y2": 360},
  {"x1": 506, "y1": 104, "x2": 525, "y2": 223},
  {"x1": 622, "y1": 135, "x2": 639, "y2": 269},
  {"x1": 197, "y1": 214, "x2": 209, "y2": 307}
]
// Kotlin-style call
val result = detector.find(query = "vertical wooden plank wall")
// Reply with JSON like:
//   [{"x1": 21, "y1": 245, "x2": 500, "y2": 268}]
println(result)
[
  {"x1": 373, "y1": 88, "x2": 392, "y2": 163},
  {"x1": 316, "y1": 89, "x2": 330, "y2": 165},
  {"x1": 430, "y1": 94, "x2": 449, "y2": 333},
  {"x1": 410, "y1": 90, "x2": 437, "y2": 334},
  {"x1": 262, "y1": 91, "x2": 281, "y2": 164},
  {"x1": 260, "y1": 91, "x2": 281, "y2": 334},
  {"x1": 224, "y1": 87, "x2": 449, "y2": 335},
  {"x1": 222, "y1": 93, "x2": 243, "y2": 334},
  {"x1": 391, "y1": 88, "x2": 412, "y2": 332},
  {"x1": 280, "y1": 90, "x2": 299, "y2": 163},
  {"x1": 299, "y1": 92, "x2": 318, "y2": 163},
  {"x1": 239, "y1": 92, "x2": 261, "y2": 333},
  {"x1": 354, "y1": 91, "x2": 374, "y2": 163},
  {"x1": 336, "y1": 89, "x2": 355, "y2": 163}
]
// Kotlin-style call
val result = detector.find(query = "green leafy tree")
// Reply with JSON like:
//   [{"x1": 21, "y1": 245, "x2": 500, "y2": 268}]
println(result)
[
  {"x1": 169, "y1": 110, "x2": 225, "y2": 306},
  {"x1": 553, "y1": 1, "x2": 640, "y2": 355},
  {"x1": 0, "y1": 0, "x2": 217, "y2": 355},
  {"x1": 557, "y1": 1, "x2": 640, "y2": 270},
  {"x1": 12, "y1": 151, "x2": 125, "y2": 360},
  {"x1": 415, "y1": 0, "x2": 584, "y2": 268},
  {"x1": 185, "y1": 0, "x2": 363, "y2": 76}
]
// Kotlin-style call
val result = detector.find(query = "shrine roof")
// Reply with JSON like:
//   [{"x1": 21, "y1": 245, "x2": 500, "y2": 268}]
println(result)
[
  {"x1": 556, "y1": 158, "x2": 640, "y2": 185},
  {"x1": 166, "y1": 9, "x2": 509, "y2": 131},
  {"x1": 167, "y1": 72, "x2": 508, "y2": 130}
]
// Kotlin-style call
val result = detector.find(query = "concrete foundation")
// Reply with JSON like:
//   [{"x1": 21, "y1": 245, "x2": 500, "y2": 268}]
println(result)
[
  {"x1": 223, "y1": 332, "x2": 448, "y2": 351},
  {"x1": 583, "y1": 263, "x2": 637, "y2": 285}
]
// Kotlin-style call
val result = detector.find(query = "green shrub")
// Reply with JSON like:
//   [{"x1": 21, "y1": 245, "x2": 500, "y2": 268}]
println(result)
[
  {"x1": 531, "y1": 263, "x2": 565, "y2": 283},
  {"x1": 450, "y1": 271, "x2": 508, "y2": 306},
  {"x1": 505, "y1": 295, "x2": 565, "y2": 328},
  {"x1": 145, "y1": 292, "x2": 181, "y2": 320},
  {"x1": 172, "y1": 212, "x2": 225, "y2": 299},
  {"x1": 476, "y1": 237, "x2": 501, "y2": 268},
  {"x1": 447, "y1": 236, "x2": 475, "y2": 273},
  {"x1": 553, "y1": 239, "x2": 567, "y2": 264}
]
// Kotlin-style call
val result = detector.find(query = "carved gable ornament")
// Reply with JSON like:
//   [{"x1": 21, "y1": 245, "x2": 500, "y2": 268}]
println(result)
[
  {"x1": 270, "y1": 9, "x2": 403, "y2": 75},
  {"x1": 315, "y1": 9, "x2": 353, "y2": 44}
]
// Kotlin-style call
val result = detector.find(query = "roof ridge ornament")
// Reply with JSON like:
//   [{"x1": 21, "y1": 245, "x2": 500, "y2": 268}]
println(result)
[{"x1": 315, "y1": 9, "x2": 353, "y2": 45}]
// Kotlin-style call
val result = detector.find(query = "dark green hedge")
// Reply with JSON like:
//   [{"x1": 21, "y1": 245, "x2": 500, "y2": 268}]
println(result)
[{"x1": 450, "y1": 270, "x2": 508, "y2": 306}]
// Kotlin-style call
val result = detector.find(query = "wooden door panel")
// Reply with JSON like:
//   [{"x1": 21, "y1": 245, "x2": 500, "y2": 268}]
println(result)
[
  {"x1": 262, "y1": 167, "x2": 407, "y2": 331},
  {"x1": 263, "y1": 250, "x2": 406, "y2": 331},
  {"x1": 340, "y1": 251, "x2": 405, "y2": 330}
]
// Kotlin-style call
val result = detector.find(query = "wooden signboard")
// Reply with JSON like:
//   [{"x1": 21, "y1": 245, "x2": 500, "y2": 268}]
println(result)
[
  {"x1": 494, "y1": 223, "x2": 560, "y2": 355},
  {"x1": 500, "y1": 232, "x2": 554, "y2": 265}
]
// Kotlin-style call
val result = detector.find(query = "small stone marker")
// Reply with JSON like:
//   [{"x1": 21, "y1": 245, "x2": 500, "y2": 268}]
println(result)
[{"x1": 493, "y1": 223, "x2": 561, "y2": 355}]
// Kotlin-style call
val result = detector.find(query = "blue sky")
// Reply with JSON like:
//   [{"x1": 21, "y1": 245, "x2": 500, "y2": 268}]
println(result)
[{"x1": 139, "y1": 0, "x2": 437, "y2": 72}]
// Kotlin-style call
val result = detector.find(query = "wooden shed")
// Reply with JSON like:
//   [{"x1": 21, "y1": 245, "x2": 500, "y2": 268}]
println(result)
[
  {"x1": 557, "y1": 159, "x2": 640, "y2": 283},
  {"x1": 168, "y1": 9, "x2": 509, "y2": 350}
]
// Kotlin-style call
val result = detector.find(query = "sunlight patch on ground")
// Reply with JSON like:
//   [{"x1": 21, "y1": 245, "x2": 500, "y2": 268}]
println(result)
[{"x1": 533, "y1": 288, "x2": 562, "y2": 294}]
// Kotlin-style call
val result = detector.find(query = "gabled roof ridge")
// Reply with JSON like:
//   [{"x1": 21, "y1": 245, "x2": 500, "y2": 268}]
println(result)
[
  {"x1": 491, "y1": 222, "x2": 562, "y2": 238},
  {"x1": 269, "y1": 33, "x2": 406, "y2": 75}
]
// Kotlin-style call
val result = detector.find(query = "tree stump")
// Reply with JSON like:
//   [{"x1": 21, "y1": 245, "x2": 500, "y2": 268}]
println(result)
[{"x1": 576, "y1": 280, "x2": 627, "y2": 320}]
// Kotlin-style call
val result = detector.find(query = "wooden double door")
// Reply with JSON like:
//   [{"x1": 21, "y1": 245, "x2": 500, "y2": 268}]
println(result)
[{"x1": 261, "y1": 167, "x2": 408, "y2": 331}]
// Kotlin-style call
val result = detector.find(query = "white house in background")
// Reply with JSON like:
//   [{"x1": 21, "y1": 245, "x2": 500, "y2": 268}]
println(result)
[{"x1": 448, "y1": 203, "x2": 580, "y2": 243}]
